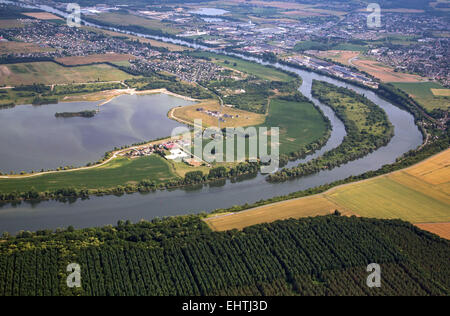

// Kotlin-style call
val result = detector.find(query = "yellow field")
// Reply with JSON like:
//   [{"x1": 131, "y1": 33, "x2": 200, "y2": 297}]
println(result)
[
  {"x1": 431, "y1": 89, "x2": 450, "y2": 97},
  {"x1": 314, "y1": 50, "x2": 360, "y2": 66},
  {"x1": 206, "y1": 149, "x2": 450, "y2": 234},
  {"x1": 172, "y1": 100, "x2": 266, "y2": 128},
  {"x1": 0, "y1": 62, "x2": 136, "y2": 86},
  {"x1": 404, "y1": 151, "x2": 450, "y2": 185},
  {"x1": 206, "y1": 195, "x2": 349, "y2": 231},
  {"x1": 326, "y1": 175, "x2": 450, "y2": 223}
]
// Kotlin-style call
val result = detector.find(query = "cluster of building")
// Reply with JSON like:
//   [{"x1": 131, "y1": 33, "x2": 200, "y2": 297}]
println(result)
[
  {"x1": 0, "y1": 18, "x2": 237, "y2": 85},
  {"x1": 128, "y1": 55, "x2": 233, "y2": 83},
  {"x1": 163, "y1": 140, "x2": 204, "y2": 167},
  {"x1": 0, "y1": 19, "x2": 162, "y2": 60},
  {"x1": 124, "y1": 147, "x2": 157, "y2": 159},
  {"x1": 367, "y1": 39, "x2": 449, "y2": 86},
  {"x1": 196, "y1": 107, "x2": 237, "y2": 122},
  {"x1": 121, "y1": 138, "x2": 203, "y2": 166},
  {"x1": 286, "y1": 55, "x2": 378, "y2": 88}
]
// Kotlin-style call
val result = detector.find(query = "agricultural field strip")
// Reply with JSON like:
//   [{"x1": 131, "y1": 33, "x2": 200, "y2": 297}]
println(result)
[{"x1": 205, "y1": 149, "x2": 450, "y2": 231}]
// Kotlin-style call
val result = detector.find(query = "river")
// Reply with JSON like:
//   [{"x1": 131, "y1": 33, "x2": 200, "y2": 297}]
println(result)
[{"x1": 0, "y1": 1, "x2": 423, "y2": 233}]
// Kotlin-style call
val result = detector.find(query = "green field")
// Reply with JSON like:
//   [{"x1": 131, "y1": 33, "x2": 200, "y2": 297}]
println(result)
[
  {"x1": 199, "y1": 98, "x2": 329, "y2": 162},
  {"x1": 332, "y1": 43, "x2": 368, "y2": 52},
  {"x1": 0, "y1": 156, "x2": 179, "y2": 193},
  {"x1": 263, "y1": 99, "x2": 328, "y2": 155},
  {"x1": 190, "y1": 51, "x2": 295, "y2": 82},
  {"x1": 0, "y1": 62, "x2": 136, "y2": 86},
  {"x1": 392, "y1": 82, "x2": 450, "y2": 111}
]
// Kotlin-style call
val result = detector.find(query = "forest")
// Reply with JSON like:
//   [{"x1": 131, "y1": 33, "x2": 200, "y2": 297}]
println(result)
[{"x1": 0, "y1": 215, "x2": 448, "y2": 296}]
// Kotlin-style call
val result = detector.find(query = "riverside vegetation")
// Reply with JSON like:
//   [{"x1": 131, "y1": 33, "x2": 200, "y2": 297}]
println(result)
[{"x1": 267, "y1": 80, "x2": 395, "y2": 182}]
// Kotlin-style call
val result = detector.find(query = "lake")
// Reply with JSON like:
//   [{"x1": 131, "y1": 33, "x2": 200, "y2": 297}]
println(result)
[{"x1": 0, "y1": 93, "x2": 195, "y2": 173}]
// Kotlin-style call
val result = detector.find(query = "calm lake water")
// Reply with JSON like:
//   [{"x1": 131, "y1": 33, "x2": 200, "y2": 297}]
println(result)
[{"x1": 0, "y1": 94, "x2": 195, "y2": 173}]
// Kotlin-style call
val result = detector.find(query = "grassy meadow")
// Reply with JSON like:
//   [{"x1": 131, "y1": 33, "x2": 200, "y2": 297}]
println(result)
[
  {"x1": 89, "y1": 12, "x2": 182, "y2": 35},
  {"x1": 0, "y1": 62, "x2": 136, "y2": 86},
  {"x1": 264, "y1": 98, "x2": 328, "y2": 155},
  {"x1": 0, "y1": 156, "x2": 179, "y2": 193},
  {"x1": 392, "y1": 82, "x2": 450, "y2": 111}
]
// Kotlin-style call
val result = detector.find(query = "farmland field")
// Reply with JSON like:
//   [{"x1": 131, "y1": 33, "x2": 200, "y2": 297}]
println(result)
[
  {"x1": 415, "y1": 223, "x2": 450, "y2": 240},
  {"x1": 207, "y1": 149, "x2": 450, "y2": 235},
  {"x1": 205, "y1": 195, "x2": 350, "y2": 231},
  {"x1": 326, "y1": 175, "x2": 450, "y2": 223},
  {"x1": 0, "y1": 156, "x2": 179, "y2": 193},
  {"x1": 353, "y1": 58, "x2": 424, "y2": 83},
  {"x1": 22, "y1": 12, "x2": 62, "y2": 20},
  {"x1": 314, "y1": 50, "x2": 360, "y2": 65},
  {"x1": 392, "y1": 82, "x2": 450, "y2": 111},
  {"x1": 432, "y1": 89, "x2": 450, "y2": 97},
  {"x1": 55, "y1": 54, "x2": 135, "y2": 66},
  {"x1": 0, "y1": 41, "x2": 55, "y2": 55},
  {"x1": 0, "y1": 19, "x2": 25, "y2": 29},
  {"x1": 172, "y1": 99, "x2": 266, "y2": 128},
  {"x1": 0, "y1": 62, "x2": 136, "y2": 86},
  {"x1": 88, "y1": 12, "x2": 182, "y2": 35},
  {"x1": 262, "y1": 98, "x2": 329, "y2": 155}
]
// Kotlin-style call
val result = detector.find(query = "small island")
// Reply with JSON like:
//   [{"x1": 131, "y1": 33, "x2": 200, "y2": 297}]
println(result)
[{"x1": 55, "y1": 110, "x2": 97, "y2": 118}]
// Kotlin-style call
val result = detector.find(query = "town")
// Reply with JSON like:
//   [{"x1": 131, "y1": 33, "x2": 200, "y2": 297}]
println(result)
[{"x1": 1, "y1": 1, "x2": 449, "y2": 87}]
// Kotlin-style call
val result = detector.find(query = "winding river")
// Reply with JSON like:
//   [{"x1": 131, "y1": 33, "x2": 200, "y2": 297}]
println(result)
[{"x1": 0, "y1": 1, "x2": 423, "y2": 233}]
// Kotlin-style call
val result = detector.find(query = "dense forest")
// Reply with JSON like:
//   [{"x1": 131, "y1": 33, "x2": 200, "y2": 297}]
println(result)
[{"x1": 0, "y1": 215, "x2": 448, "y2": 296}]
